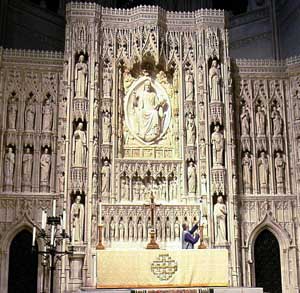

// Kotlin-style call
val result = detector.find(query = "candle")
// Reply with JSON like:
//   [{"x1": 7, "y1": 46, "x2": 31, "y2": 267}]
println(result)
[
  {"x1": 62, "y1": 209, "x2": 66, "y2": 230},
  {"x1": 32, "y1": 226, "x2": 36, "y2": 246},
  {"x1": 50, "y1": 225, "x2": 55, "y2": 246},
  {"x1": 41, "y1": 210, "x2": 45, "y2": 230},
  {"x1": 200, "y1": 200, "x2": 203, "y2": 226},
  {"x1": 99, "y1": 202, "x2": 102, "y2": 225},
  {"x1": 52, "y1": 199, "x2": 56, "y2": 216}
]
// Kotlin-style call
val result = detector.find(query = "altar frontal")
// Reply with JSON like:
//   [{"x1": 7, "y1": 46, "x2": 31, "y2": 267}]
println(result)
[{"x1": 97, "y1": 249, "x2": 228, "y2": 289}]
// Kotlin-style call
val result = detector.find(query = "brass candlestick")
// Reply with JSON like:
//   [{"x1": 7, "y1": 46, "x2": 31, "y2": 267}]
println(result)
[
  {"x1": 146, "y1": 228, "x2": 159, "y2": 249},
  {"x1": 198, "y1": 225, "x2": 206, "y2": 249},
  {"x1": 96, "y1": 224, "x2": 105, "y2": 250}
]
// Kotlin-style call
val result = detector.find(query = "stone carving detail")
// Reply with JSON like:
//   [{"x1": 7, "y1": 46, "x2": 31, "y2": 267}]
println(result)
[
  {"x1": 7, "y1": 93, "x2": 18, "y2": 130},
  {"x1": 4, "y1": 147, "x2": 15, "y2": 188},
  {"x1": 101, "y1": 160, "x2": 111, "y2": 196},
  {"x1": 275, "y1": 153, "x2": 285, "y2": 192},
  {"x1": 256, "y1": 105, "x2": 266, "y2": 136},
  {"x1": 186, "y1": 112, "x2": 196, "y2": 146},
  {"x1": 40, "y1": 148, "x2": 51, "y2": 185},
  {"x1": 257, "y1": 152, "x2": 269, "y2": 193},
  {"x1": 103, "y1": 70, "x2": 113, "y2": 98},
  {"x1": 271, "y1": 106, "x2": 283, "y2": 136},
  {"x1": 242, "y1": 152, "x2": 252, "y2": 193},
  {"x1": 124, "y1": 77, "x2": 171, "y2": 144},
  {"x1": 42, "y1": 96, "x2": 54, "y2": 131},
  {"x1": 187, "y1": 161, "x2": 197, "y2": 194},
  {"x1": 24, "y1": 94, "x2": 36, "y2": 131},
  {"x1": 209, "y1": 60, "x2": 221, "y2": 101},
  {"x1": 240, "y1": 105, "x2": 250, "y2": 136},
  {"x1": 72, "y1": 122, "x2": 87, "y2": 167},
  {"x1": 75, "y1": 55, "x2": 88, "y2": 99},
  {"x1": 214, "y1": 196, "x2": 227, "y2": 245},
  {"x1": 102, "y1": 111, "x2": 112, "y2": 144},
  {"x1": 71, "y1": 195, "x2": 85, "y2": 243},
  {"x1": 185, "y1": 69, "x2": 194, "y2": 101},
  {"x1": 22, "y1": 147, "x2": 33, "y2": 188},
  {"x1": 211, "y1": 125, "x2": 224, "y2": 167}
]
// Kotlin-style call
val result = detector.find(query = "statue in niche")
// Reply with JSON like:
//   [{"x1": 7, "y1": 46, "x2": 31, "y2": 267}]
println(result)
[
  {"x1": 63, "y1": 60, "x2": 68, "y2": 82},
  {"x1": 109, "y1": 219, "x2": 116, "y2": 241},
  {"x1": 187, "y1": 161, "x2": 197, "y2": 194},
  {"x1": 71, "y1": 195, "x2": 84, "y2": 242},
  {"x1": 242, "y1": 152, "x2": 252, "y2": 192},
  {"x1": 94, "y1": 99, "x2": 99, "y2": 120},
  {"x1": 4, "y1": 147, "x2": 15, "y2": 185},
  {"x1": 209, "y1": 60, "x2": 221, "y2": 101},
  {"x1": 121, "y1": 177, "x2": 130, "y2": 201},
  {"x1": 156, "y1": 218, "x2": 162, "y2": 241},
  {"x1": 214, "y1": 196, "x2": 227, "y2": 245},
  {"x1": 166, "y1": 219, "x2": 171, "y2": 240},
  {"x1": 119, "y1": 219, "x2": 125, "y2": 241},
  {"x1": 240, "y1": 105, "x2": 250, "y2": 136},
  {"x1": 258, "y1": 152, "x2": 269, "y2": 192},
  {"x1": 186, "y1": 113, "x2": 196, "y2": 146},
  {"x1": 93, "y1": 137, "x2": 98, "y2": 157},
  {"x1": 199, "y1": 101, "x2": 205, "y2": 121},
  {"x1": 132, "y1": 80, "x2": 167, "y2": 143},
  {"x1": 185, "y1": 69, "x2": 194, "y2": 101},
  {"x1": 95, "y1": 62, "x2": 99, "y2": 85},
  {"x1": 102, "y1": 111, "x2": 112, "y2": 143},
  {"x1": 128, "y1": 219, "x2": 134, "y2": 241},
  {"x1": 75, "y1": 55, "x2": 88, "y2": 99},
  {"x1": 60, "y1": 97, "x2": 67, "y2": 118},
  {"x1": 256, "y1": 105, "x2": 266, "y2": 136},
  {"x1": 123, "y1": 68, "x2": 134, "y2": 93},
  {"x1": 174, "y1": 219, "x2": 180, "y2": 240},
  {"x1": 201, "y1": 174, "x2": 207, "y2": 195},
  {"x1": 24, "y1": 96, "x2": 36, "y2": 131},
  {"x1": 103, "y1": 71, "x2": 112, "y2": 98},
  {"x1": 101, "y1": 160, "x2": 111, "y2": 195},
  {"x1": 92, "y1": 173, "x2": 98, "y2": 194},
  {"x1": 200, "y1": 139, "x2": 206, "y2": 158},
  {"x1": 59, "y1": 172, "x2": 65, "y2": 193},
  {"x1": 275, "y1": 153, "x2": 285, "y2": 185},
  {"x1": 271, "y1": 107, "x2": 283, "y2": 136},
  {"x1": 211, "y1": 125, "x2": 224, "y2": 166},
  {"x1": 22, "y1": 147, "x2": 33, "y2": 184},
  {"x1": 137, "y1": 220, "x2": 143, "y2": 241},
  {"x1": 40, "y1": 148, "x2": 51, "y2": 184},
  {"x1": 72, "y1": 122, "x2": 87, "y2": 166},
  {"x1": 173, "y1": 66, "x2": 179, "y2": 93},
  {"x1": 7, "y1": 95, "x2": 18, "y2": 129},
  {"x1": 91, "y1": 215, "x2": 97, "y2": 244},
  {"x1": 42, "y1": 97, "x2": 54, "y2": 131}
]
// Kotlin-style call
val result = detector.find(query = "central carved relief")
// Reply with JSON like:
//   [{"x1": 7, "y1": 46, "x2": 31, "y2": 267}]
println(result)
[{"x1": 124, "y1": 76, "x2": 171, "y2": 145}]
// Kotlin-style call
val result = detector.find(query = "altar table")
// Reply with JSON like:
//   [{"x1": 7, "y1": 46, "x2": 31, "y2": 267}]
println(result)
[{"x1": 97, "y1": 249, "x2": 228, "y2": 289}]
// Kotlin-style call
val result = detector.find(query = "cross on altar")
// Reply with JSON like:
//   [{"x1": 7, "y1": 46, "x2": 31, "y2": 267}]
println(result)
[{"x1": 144, "y1": 192, "x2": 160, "y2": 249}]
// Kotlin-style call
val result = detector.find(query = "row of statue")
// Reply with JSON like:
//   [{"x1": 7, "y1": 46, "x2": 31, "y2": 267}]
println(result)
[
  {"x1": 7, "y1": 94, "x2": 54, "y2": 131},
  {"x1": 240, "y1": 104, "x2": 284, "y2": 137},
  {"x1": 3, "y1": 146, "x2": 51, "y2": 188},
  {"x1": 242, "y1": 151, "x2": 285, "y2": 193}
]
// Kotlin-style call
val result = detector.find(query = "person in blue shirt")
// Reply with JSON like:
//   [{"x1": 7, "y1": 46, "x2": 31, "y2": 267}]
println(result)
[{"x1": 181, "y1": 222, "x2": 200, "y2": 249}]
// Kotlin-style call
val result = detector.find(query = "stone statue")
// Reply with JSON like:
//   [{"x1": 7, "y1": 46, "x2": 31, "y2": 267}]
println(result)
[
  {"x1": 4, "y1": 147, "x2": 15, "y2": 185},
  {"x1": 72, "y1": 122, "x2": 87, "y2": 166},
  {"x1": 275, "y1": 153, "x2": 285, "y2": 185},
  {"x1": 156, "y1": 218, "x2": 162, "y2": 240},
  {"x1": 75, "y1": 55, "x2": 88, "y2": 99},
  {"x1": 211, "y1": 125, "x2": 224, "y2": 166},
  {"x1": 22, "y1": 147, "x2": 33, "y2": 184},
  {"x1": 102, "y1": 111, "x2": 112, "y2": 144},
  {"x1": 240, "y1": 105, "x2": 250, "y2": 136},
  {"x1": 42, "y1": 97, "x2": 53, "y2": 131},
  {"x1": 93, "y1": 137, "x2": 98, "y2": 157},
  {"x1": 174, "y1": 220, "x2": 180, "y2": 240},
  {"x1": 173, "y1": 66, "x2": 179, "y2": 93},
  {"x1": 103, "y1": 71, "x2": 112, "y2": 98},
  {"x1": 256, "y1": 105, "x2": 266, "y2": 136},
  {"x1": 258, "y1": 152, "x2": 269, "y2": 192},
  {"x1": 40, "y1": 148, "x2": 51, "y2": 184},
  {"x1": 166, "y1": 219, "x2": 171, "y2": 240},
  {"x1": 121, "y1": 177, "x2": 130, "y2": 201},
  {"x1": 186, "y1": 113, "x2": 196, "y2": 146},
  {"x1": 92, "y1": 173, "x2": 98, "y2": 194},
  {"x1": 109, "y1": 219, "x2": 116, "y2": 241},
  {"x1": 187, "y1": 161, "x2": 197, "y2": 194},
  {"x1": 128, "y1": 219, "x2": 134, "y2": 241},
  {"x1": 201, "y1": 174, "x2": 207, "y2": 195},
  {"x1": 123, "y1": 68, "x2": 134, "y2": 93},
  {"x1": 7, "y1": 95, "x2": 18, "y2": 129},
  {"x1": 119, "y1": 219, "x2": 125, "y2": 241},
  {"x1": 209, "y1": 60, "x2": 221, "y2": 101},
  {"x1": 199, "y1": 139, "x2": 206, "y2": 158},
  {"x1": 272, "y1": 107, "x2": 283, "y2": 136},
  {"x1": 63, "y1": 60, "x2": 68, "y2": 82},
  {"x1": 59, "y1": 172, "x2": 65, "y2": 193},
  {"x1": 71, "y1": 195, "x2": 84, "y2": 242},
  {"x1": 185, "y1": 69, "x2": 194, "y2": 101},
  {"x1": 94, "y1": 99, "x2": 99, "y2": 120},
  {"x1": 138, "y1": 220, "x2": 143, "y2": 241},
  {"x1": 242, "y1": 152, "x2": 252, "y2": 192},
  {"x1": 24, "y1": 96, "x2": 36, "y2": 131},
  {"x1": 199, "y1": 101, "x2": 205, "y2": 121},
  {"x1": 214, "y1": 196, "x2": 227, "y2": 245},
  {"x1": 101, "y1": 160, "x2": 111, "y2": 194},
  {"x1": 91, "y1": 215, "x2": 97, "y2": 244},
  {"x1": 134, "y1": 80, "x2": 167, "y2": 142}
]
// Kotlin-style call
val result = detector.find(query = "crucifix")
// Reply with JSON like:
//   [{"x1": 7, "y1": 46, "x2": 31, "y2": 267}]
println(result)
[{"x1": 144, "y1": 191, "x2": 160, "y2": 249}]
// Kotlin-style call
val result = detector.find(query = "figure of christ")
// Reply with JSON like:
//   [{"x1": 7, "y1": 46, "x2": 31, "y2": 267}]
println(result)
[{"x1": 135, "y1": 80, "x2": 166, "y2": 142}]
